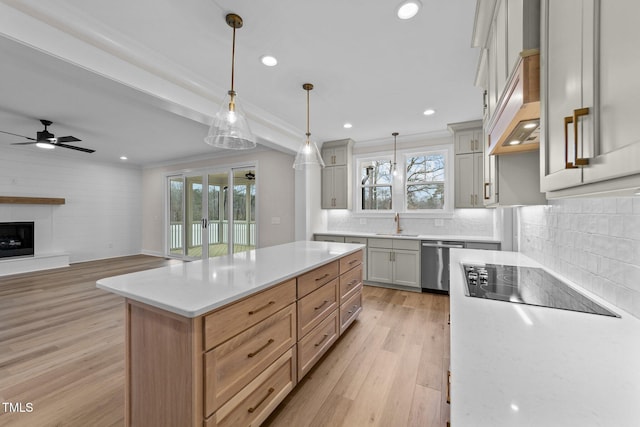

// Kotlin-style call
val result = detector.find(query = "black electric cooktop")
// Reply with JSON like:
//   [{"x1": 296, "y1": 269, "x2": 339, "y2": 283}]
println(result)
[{"x1": 462, "y1": 263, "x2": 619, "y2": 317}]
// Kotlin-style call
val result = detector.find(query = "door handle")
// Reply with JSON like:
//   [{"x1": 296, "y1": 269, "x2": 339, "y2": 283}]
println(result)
[{"x1": 573, "y1": 107, "x2": 590, "y2": 166}]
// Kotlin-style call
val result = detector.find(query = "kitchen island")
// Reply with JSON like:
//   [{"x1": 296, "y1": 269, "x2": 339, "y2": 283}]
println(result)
[
  {"x1": 449, "y1": 248, "x2": 640, "y2": 426},
  {"x1": 97, "y1": 241, "x2": 364, "y2": 427}
]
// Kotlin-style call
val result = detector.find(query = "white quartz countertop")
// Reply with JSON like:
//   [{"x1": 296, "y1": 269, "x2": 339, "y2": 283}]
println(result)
[
  {"x1": 97, "y1": 241, "x2": 364, "y2": 318},
  {"x1": 316, "y1": 231, "x2": 500, "y2": 243},
  {"x1": 449, "y1": 249, "x2": 640, "y2": 427}
]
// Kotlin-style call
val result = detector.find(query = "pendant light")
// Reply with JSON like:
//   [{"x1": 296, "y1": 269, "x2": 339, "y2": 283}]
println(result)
[
  {"x1": 204, "y1": 13, "x2": 256, "y2": 150},
  {"x1": 392, "y1": 132, "x2": 399, "y2": 176},
  {"x1": 293, "y1": 83, "x2": 325, "y2": 169}
]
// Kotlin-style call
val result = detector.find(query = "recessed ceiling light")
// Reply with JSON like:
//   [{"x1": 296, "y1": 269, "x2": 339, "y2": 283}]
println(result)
[
  {"x1": 260, "y1": 55, "x2": 278, "y2": 67},
  {"x1": 423, "y1": 108, "x2": 436, "y2": 116},
  {"x1": 397, "y1": 0, "x2": 422, "y2": 20},
  {"x1": 524, "y1": 123, "x2": 537, "y2": 129},
  {"x1": 509, "y1": 140, "x2": 521, "y2": 145},
  {"x1": 120, "y1": 156, "x2": 128, "y2": 160},
  {"x1": 36, "y1": 142, "x2": 55, "y2": 149},
  {"x1": 343, "y1": 123, "x2": 353, "y2": 129}
]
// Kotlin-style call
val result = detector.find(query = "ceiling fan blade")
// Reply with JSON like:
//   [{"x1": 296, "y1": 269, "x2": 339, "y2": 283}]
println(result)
[
  {"x1": 10, "y1": 141, "x2": 38, "y2": 145},
  {"x1": 56, "y1": 136, "x2": 81, "y2": 143},
  {"x1": 56, "y1": 143, "x2": 95, "y2": 153},
  {"x1": 0, "y1": 130, "x2": 36, "y2": 140}
]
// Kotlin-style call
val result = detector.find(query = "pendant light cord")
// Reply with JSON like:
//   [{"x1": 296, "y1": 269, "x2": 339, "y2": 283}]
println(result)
[
  {"x1": 306, "y1": 87, "x2": 311, "y2": 141},
  {"x1": 230, "y1": 26, "x2": 236, "y2": 93}
]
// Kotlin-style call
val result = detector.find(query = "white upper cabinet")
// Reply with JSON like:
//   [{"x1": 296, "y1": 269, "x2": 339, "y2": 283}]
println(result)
[
  {"x1": 541, "y1": 0, "x2": 640, "y2": 197},
  {"x1": 321, "y1": 139, "x2": 353, "y2": 209}
]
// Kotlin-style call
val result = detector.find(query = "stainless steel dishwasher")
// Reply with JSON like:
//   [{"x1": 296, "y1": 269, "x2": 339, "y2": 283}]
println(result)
[{"x1": 421, "y1": 240, "x2": 464, "y2": 294}]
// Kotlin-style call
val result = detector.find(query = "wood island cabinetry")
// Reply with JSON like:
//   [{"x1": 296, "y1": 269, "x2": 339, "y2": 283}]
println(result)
[{"x1": 119, "y1": 247, "x2": 363, "y2": 427}]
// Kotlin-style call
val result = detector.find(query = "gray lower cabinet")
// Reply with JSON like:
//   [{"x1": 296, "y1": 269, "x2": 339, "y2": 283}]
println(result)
[
  {"x1": 314, "y1": 234, "x2": 345, "y2": 243},
  {"x1": 465, "y1": 241, "x2": 501, "y2": 250},
  {"x1": 367, "y1": 238, "x2": 420, "y2": 289}
]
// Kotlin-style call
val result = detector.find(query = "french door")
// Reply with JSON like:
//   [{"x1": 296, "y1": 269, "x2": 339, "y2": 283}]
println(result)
[{"x1": 167, "y1": 167, "x2": 256, "y2": 260}]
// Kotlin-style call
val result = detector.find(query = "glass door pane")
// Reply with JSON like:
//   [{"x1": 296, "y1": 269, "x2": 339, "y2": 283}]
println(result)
[
  {"x1": 207, "y1": 173, "x2": 229, "y2": 258},
  {"x1": 232, "y1": 169, "x2": 256, "y2": 254},
  {"x1": 185, "y1": 175, "x2": 204, "y2": 258},
  {"x1": 168, "y1": 176, "x2": 184, "y2": 257}
]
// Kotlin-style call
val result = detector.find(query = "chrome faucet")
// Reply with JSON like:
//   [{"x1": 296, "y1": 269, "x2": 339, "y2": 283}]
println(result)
[{"x1": 394, "y1": 212, "x2": 402, "y2": 234}]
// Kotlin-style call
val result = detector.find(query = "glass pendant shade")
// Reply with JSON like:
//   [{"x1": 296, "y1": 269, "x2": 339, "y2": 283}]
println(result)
[
  {"x1": 293, "y1": 82, "x2": 325, "y2": 169},
  {"x1": 205, "y1": 13, "x2": 256, "y2": 150},
  {"x1": 293, "y1": 138, "x2": 325, "y2": 170},
  {"x1": 205, "y1": 90, "x2": 256, "y2": 150}
]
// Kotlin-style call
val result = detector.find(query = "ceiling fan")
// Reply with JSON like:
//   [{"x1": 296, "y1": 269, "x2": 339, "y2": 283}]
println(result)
[{"x1": 1, "y1": 119, "x2": 95, "y2": 153}]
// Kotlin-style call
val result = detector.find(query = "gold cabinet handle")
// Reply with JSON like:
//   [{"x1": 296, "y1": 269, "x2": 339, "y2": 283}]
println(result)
[
  {"x1": 573, "y1": 107, "x2": 590, "y2": 166},
  {"x1": 447, "y1": 370, "x2": 451, "y2": 404},
  {"x1": 314, "y1": 300, "x2": 329, "y2": 311},
  {"x1": 348, "y1": 259, "x2": 359, "y2": 265},
  {"x1": 564, "y1": 116, "x2": 578, "y2": 169},
  {"x1": 347, "y1": 279, "x2": 358, "y2": 287},
  {"x1": 484, "y1": 182, "x2": 490, "y2": 200},
  {"x1": 314, "y1": 333, "x2": 329, "y2": 347},
  {"x1": 248, "y1": 300, "x2": 275, "y2": 315},
  {"x1": 247, "y1": 387, "x2": 275, "y2": 413},
  {"x1": 247, "y1": 338, "x2": 275, "y2": 358}
]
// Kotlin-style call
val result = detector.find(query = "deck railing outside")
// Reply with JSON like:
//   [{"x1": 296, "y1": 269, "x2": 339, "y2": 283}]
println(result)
[{"x1": 169, "y1": 221, "x2": 256, "y2": 250}]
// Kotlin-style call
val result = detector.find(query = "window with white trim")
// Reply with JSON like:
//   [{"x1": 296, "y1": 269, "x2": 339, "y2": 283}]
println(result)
[
  {"x1": 358, "y1": 157, "x2": 393, "y2": 211},
  {"x1": 356, "y1": 145, "x2": 452, "y2": 214},
  {"x1": 405, "y1": 152, "x2": 446, "y2": 210}
]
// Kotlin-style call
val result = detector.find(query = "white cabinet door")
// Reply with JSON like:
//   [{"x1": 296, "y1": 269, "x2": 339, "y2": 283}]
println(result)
[
  {"x1": 321, "y1": 168, "x2": 335, "y2": 209},
  {"x1": 455, "y1": 153, "x2": 475, "y2": 208},
  {"x1": 583, "y1": 0, "x2": 640, "y2": 185},
  {"x1": 367, "y1": 248, "x2": 393, "y2": 284},
  {"x1": 332, "y1": 165, "x2": 348, "y2": 208},
  {"x1": 392, "y1": 249, "x2": 420, "y2": 288},
  {"x1": 541, "y1": 0, "x2": 594, "y2": 192},
  {"x1": 321, "y1": 146, "x2": 348, "y2": 166},
  {"x1": 474, "y1": 152, "x2": 484, "y2": 207},
  {"x1": 454, "y1": 130, "x2": 482, "y2": 154}
]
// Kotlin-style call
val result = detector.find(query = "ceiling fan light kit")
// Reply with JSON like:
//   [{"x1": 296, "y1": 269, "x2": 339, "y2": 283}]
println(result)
[
  {"x1": 3, "y1": 119, "x2": 94, "y2": 153},
  {"x1": 293, "y1": 83, "x2": 325, "y2": 170},
  {"x1": 204, "y1": 13, "x2": 256, "y2": 150}
]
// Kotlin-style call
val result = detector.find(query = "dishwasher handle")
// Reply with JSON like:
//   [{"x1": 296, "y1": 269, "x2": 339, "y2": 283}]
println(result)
[{"x1": 421, "y1": 242, "x2": 465, "y2": 249}]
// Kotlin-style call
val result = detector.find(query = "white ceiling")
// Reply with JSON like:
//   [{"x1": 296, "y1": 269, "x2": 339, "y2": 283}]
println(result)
[{"x1": 0, "y1": 0, "x2": 482, "y2": 166}]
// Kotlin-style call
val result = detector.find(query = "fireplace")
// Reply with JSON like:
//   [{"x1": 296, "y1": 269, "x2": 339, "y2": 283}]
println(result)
[{"x1": 0, "y1": 222, "x2": 34, "y2": 259}]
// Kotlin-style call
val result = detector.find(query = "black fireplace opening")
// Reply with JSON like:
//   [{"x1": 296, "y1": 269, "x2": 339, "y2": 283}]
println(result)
[{"x1": 0, "y1": 222, "x2": 34, "y2": 259}]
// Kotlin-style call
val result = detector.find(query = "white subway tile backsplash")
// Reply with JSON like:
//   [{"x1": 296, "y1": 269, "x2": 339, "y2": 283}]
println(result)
[{"x1": 518, "y1": 198, "x2": 640, "y2": 320}]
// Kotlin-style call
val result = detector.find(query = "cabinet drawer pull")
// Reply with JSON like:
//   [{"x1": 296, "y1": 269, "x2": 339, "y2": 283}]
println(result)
[
  {"x1": 573, "y1": 107, "x2": 590, "y2": 166},
  {"x1": 347, "y1": 279, "x2": 358, "y2": 287},
  {"x1": 564, "y1": 115, "x2": 578, "y2": 169},
  {"x1": 248, "y1": 301, "x2": 275, "y2": 315},
  {"x1": 314, "y1": 333, "x2": 329, "y2": 347},
  {"x1": 314, "y1": 300, "x2": 329, "y2": 311},
  {"x1": 247, "y1": 387, "x2": 275, "y2": 413},
  {"x1": 484, "y1": 182, "x2": 490, "y2": 200},
  {"x1": 315, "y1": 273, "x2": 330, "y2": 282},
  {"x1": 348, "y1": 303, "x2": 359, "y2": 314},
  {"x1": 348, "y1": 259, "x2": 359, "y2": 265},
  {"x1": 247, "y1": 338, "x2": 275, "y2": 358}
]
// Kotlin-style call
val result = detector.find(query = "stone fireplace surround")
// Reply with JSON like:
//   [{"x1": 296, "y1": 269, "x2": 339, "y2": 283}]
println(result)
[{"x1": 0, "y1": 202, "x2": 69, "y2": 276}]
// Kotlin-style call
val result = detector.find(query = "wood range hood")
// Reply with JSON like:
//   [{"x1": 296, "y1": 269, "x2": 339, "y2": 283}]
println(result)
[{"x1": 488, "y1": 50, "x2": 540, "y2": 155}]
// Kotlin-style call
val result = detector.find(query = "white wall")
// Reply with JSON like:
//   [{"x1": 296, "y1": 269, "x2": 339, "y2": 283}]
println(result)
[
  {"x1": 518, "y1": 198, "x2": 640, "y2": 319},
  {"x1": 0, "y1": 148, "x2": 143, "y2": 263},
  {"x1": 141, "y1": 149, "x2": 295, "y2": 255}
]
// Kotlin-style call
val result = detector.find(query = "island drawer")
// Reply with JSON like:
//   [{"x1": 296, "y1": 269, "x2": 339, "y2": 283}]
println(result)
[
  {"x1": 340, "y1": 289, "x2": 362, "y2": 335},
  {"x1": 204, "y1": 279, "x2": 296, "y2": 350},
  {"x1": 297, "y1": 261, "x2": 339, "y2": 298},
  {"x1": 339, "y1": 250, "x2": 363, "y2": 273},
  {"x1": 298, "y1": 309, "x2": 339, "y2": 379},
  {"x1": 339, "y1": 264, "x2": 362, "y2": 304},
  {"x1": 297, "y1": 278, "x2": 338, "y2": 339},
  {"x1": 204, "y1": 303, "x2": 296, "y2": 416},
  {"x1": 205, "y1": 348, "x2": 296, "y2": 427}
]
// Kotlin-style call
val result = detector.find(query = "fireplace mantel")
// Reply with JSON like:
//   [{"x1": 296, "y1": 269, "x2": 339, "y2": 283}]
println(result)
[{"x1": 0, "y1": 196, "x2": 65, "y2": 205}]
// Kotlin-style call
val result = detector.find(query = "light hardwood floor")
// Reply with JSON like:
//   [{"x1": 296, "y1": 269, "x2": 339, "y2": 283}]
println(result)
[{"x1": 0, "y1": 256, "x2": 450, "y2": 427}]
